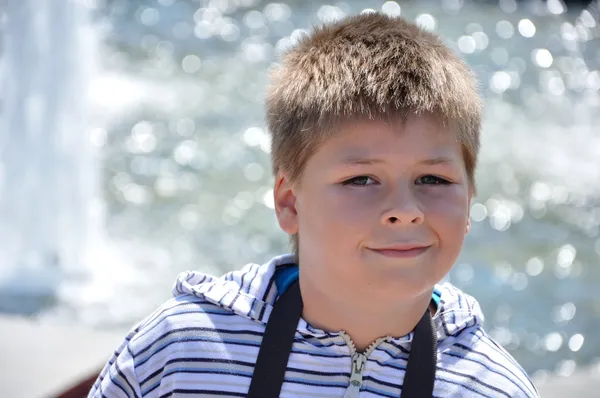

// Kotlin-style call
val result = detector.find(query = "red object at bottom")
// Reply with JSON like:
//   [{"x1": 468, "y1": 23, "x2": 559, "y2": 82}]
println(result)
[{"x1": 55, "y1": 371, "x2": 99, "y2": 398}]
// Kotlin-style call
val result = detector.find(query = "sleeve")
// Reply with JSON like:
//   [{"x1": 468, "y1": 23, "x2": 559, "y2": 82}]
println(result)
[{"x1": 88, "y1": 329, "x2": 143, "y2": 398}]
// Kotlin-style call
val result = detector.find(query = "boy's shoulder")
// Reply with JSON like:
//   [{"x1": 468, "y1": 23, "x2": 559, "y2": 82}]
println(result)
[
  {"x1": 437, "y1": 319, "x2": 538, "y2": 396},
  {"x1": 125, "y1": 257, "x2": 289, "y2": 359},
  {"x1": 433, "y1": 283, "x2": 539, "y2": 397},
  {"x1": 127, "y1": 268, "x2": 271, "y2": 354},
  {"x1": 114, "y1": 274, "x2": 268, "y2": 397},
  {"x1": 128, "y1": 293, "x2": 257, "y2": 350}
]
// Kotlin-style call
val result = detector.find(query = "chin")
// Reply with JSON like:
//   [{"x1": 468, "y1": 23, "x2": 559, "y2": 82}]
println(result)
[
  {"x1": 369, "y1": 265, "x2": 439, "y2": 292},
  {"x1": 373, "y1": 281, "x2": 433, "y2": 302}
]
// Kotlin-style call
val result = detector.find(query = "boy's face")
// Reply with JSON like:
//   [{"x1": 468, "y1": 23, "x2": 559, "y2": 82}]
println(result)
[{"x1": 274, "y1": 116, "x2": 472, "y2": 301}]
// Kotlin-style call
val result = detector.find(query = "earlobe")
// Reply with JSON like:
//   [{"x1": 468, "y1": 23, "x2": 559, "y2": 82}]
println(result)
[{"x1": 273, "y1": 172, "x2": 299, "y2": 235}]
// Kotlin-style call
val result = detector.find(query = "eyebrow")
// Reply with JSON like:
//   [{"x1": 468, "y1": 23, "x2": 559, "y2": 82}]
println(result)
[
  {"x1": 340, "y1": 156, "x2": 456, "y2": 166},
  {"x1": 419, "y1": 157, "x2": 456, "y2": 166}
]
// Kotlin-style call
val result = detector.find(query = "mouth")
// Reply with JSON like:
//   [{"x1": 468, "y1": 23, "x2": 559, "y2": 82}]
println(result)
[{"x1": 367, "y1": 245, "x2": 431, "y2": 259}]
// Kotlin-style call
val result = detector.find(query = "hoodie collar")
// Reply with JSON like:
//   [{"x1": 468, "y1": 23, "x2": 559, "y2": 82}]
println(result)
[{"x1": 173, "y1": 254, "x2": 484, "y2": 342}]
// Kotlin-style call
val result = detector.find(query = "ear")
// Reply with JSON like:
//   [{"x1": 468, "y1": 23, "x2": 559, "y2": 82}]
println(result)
[{"x1": 273, "y1": 171, "x2": 299, "y2": 235}]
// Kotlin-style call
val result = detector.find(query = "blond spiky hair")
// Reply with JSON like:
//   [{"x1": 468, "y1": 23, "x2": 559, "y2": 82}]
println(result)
[{"x1": 266, "y1": 12, "x2": 482, "y2": 255}]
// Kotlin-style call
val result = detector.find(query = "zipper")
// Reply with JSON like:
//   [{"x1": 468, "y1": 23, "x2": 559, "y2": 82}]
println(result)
[{"x1": 340, "y1": 333, "x2": 389, "y2": 398}]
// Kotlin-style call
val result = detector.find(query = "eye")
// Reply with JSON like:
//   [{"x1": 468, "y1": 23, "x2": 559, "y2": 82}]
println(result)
[
  {"x1": 341, "y1": 176, "x2": 378, "y2": 186},
  {"x1": 417, "y1": 175, "x2": 451, "y2": 185}
]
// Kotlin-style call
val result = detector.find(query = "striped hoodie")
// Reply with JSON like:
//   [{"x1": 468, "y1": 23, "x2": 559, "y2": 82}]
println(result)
[{"x1": 89, "y1": 254, "x2": 540, "y2": 398}]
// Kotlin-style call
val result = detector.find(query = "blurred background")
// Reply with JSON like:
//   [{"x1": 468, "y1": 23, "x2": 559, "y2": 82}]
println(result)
[{"x1": 1, "y1": 0, "x2": 599, "y2": 396}]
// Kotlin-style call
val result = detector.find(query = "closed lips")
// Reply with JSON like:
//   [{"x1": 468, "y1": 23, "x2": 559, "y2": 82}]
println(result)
[{"x1": 370, "y1": 244, "x2": 431, "y2": 251}]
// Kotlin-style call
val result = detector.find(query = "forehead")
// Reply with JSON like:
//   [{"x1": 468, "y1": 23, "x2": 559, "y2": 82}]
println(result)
[{"x1": 315, "y1": 116, "x2": 462, "y2": 160}]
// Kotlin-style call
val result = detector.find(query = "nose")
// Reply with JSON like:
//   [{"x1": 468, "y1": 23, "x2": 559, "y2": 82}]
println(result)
[{"x1": 380, "y1": 185, "x2": 424, "y2": 226}]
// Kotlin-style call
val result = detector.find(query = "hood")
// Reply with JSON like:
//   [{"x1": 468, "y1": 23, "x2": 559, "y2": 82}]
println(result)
[{"x1": 173, "y1": 254, "x2": 485, "y2": 342}]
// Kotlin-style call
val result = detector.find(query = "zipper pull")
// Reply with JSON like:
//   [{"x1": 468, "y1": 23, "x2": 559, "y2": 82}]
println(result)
[{"x1": 343, "y1": 353, "x2": 367, "y2": 398}]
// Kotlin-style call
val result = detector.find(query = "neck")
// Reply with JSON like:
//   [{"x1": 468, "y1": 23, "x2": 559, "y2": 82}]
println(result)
[{"x1": 299, "y1": 272, "x2": 434, "y2": 352}]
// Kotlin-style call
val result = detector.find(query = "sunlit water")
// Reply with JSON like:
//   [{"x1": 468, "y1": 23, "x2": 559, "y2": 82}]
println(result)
[{"x1": 1, "y1": 0, "x2": 599, "y2": 380}]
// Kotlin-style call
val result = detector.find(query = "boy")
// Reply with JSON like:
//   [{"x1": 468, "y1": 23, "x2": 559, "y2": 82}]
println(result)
[{"x1": 89, "y1": 13, "x2": 540, "y2": 397}]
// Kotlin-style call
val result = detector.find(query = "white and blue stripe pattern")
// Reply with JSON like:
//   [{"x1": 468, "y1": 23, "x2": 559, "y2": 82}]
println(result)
[{"x1": 89, "y1": 254, "x2": 540, "y2": 397}]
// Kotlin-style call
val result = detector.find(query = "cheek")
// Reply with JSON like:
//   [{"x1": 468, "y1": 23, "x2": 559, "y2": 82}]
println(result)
[
  {"x1": 327, "y1": 188, "x2": 376, "y2": 225},
  {"x1": 300, "y1": 187, "x2": 371, "y2": 236},
  {"x1": 422, "y1": 189, "x2": 470, "y2": 227}
]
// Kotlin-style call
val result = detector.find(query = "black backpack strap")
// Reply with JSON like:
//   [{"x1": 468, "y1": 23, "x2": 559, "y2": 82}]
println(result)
[
  {"x1": 401, "y1": 309, "x2": 438, "y2": 397},
  {"x1": 247, "y1": 280, "x2": 303, "y2": 398},
  {"x1": 248, "y1": 278, "x2": 438, "y2": 397}
]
